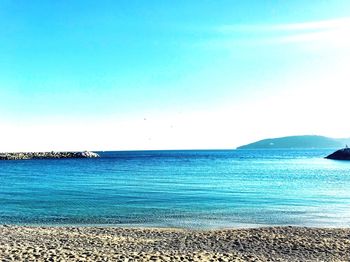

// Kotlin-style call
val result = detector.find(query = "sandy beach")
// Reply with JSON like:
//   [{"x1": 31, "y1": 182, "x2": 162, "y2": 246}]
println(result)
[{"x1": 0, "y1": 226, "x2": 349, "y2": 261}]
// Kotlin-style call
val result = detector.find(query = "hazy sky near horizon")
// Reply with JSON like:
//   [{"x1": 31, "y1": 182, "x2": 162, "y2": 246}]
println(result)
[{"x1": 1, "y1": 0, "x2": 350, "y2": 151}]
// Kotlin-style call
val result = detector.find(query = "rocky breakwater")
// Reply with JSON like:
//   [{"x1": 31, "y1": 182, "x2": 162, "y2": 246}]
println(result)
[
  {"x1": 0, "y1": 151, "x2": 100, "y2": 160},
  {"x1": 325, "y1": 147, "x2": 350, "y2": 160}
]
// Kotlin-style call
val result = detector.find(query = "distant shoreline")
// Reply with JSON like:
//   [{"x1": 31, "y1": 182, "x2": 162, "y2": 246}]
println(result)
[
  {"x1": 0, "y1": 225, "x2": 348, "y2": 261},
  {"x1": 237, "y1": 135, "x2": 350, "y2": 149}
]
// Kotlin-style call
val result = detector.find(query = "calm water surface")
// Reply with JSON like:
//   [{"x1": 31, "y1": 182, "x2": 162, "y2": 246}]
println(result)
[{"x1": 0, "y1": 149, "x2": 349, "y2": 229}]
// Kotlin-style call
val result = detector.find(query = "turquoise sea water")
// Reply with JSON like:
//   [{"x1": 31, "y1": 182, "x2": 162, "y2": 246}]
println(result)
[{"x1": 0, "y1": 149, "x2": 350, "y2": 229}]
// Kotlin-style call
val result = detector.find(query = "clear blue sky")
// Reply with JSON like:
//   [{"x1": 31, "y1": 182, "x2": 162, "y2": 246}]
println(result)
[{"x1": 1, "y1": 1, "x2": 350, "y2": 151}]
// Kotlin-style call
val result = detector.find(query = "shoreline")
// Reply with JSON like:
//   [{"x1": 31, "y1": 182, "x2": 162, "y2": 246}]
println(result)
[
  {"x1": 1, "y1": 225, "x2": 349, "y2": 261},
  {"x1": 2, "y1": 222, "x2": 350, "y2": 230}
]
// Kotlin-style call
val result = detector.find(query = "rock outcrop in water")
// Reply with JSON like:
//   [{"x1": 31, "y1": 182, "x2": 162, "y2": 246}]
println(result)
[
  {"x1": 0, "y1": 151, "x2": 100, "y2": 160},
  {"x1": 325, "y1": 147, "x2": 350, "y2": 160}
]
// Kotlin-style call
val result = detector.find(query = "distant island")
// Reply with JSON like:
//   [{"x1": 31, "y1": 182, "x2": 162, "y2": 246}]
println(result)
[
  {"x1": 237, "y1": 135, "x2": 350, "y2": 149},
  {"x1": 0, "y1": 151, "x2": 100, "y2": 160}
]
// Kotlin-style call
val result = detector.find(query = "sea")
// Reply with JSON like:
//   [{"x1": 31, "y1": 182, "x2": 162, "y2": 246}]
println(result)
[{"x1": 0, "y1": 149, "x2": 349, "y2": 229}]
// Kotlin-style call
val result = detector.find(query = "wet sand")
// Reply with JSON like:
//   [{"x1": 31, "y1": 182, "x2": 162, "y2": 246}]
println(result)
[{"x1": 0, "y1": 225, "x2": 349, "y2": 261}]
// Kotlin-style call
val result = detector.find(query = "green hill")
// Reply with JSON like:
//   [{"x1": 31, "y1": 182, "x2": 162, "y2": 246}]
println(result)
[{"x1": 237, "y1": 135, "x2": 350, "y2": 149}]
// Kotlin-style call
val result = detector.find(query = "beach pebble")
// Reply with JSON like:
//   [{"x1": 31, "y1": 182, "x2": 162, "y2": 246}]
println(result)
[{"x1": 0, "y1": 226, "x2": 349, "y2": 261}]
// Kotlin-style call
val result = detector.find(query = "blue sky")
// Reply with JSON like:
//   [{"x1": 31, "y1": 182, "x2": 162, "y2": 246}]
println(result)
[{"x1": 1, "y1": 1, "x2": 350, "y2": 151}]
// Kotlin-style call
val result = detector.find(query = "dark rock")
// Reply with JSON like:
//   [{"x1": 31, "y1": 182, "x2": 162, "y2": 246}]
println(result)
[{"x1": 325, "y1": 147, "x2": 350, "y2": 160}]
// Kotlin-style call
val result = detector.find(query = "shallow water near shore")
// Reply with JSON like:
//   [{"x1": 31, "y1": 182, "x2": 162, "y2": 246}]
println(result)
[{"x1": 1, "y1": 149, "x2": 350, "y2": 229}]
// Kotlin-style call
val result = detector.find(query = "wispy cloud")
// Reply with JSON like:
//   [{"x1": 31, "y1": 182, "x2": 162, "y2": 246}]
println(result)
[
  {"x1": 215, "y1": 17, "x2": 350, "y2": 46},
  {"x1": 219, "y1": 17, "x2": 350, "y2": 33}
]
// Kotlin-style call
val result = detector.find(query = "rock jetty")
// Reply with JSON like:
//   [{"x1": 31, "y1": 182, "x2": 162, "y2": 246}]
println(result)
[
  {"x1": 0, "y1": 151, "x2": 100, "y2": 160},
  {"x1": 325, "y1": 147, "x2": 350, "y2": 160}
]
